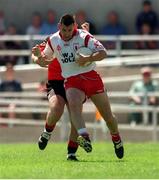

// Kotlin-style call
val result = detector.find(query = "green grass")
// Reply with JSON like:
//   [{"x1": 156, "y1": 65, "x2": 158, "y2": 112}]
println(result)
[{"x1": 0, "y1": 142, "x2": 159, "y2": 179}]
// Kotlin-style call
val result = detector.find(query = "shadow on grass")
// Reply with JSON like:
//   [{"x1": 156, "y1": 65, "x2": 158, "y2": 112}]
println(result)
[{"x1": 65, "y1": 159, "x2": 128, "y2": 163}]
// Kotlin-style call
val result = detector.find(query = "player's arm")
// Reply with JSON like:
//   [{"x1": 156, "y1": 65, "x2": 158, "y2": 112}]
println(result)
[
  {"x1": 32, "y1": 39, "x2": 54, "y2": 67},
  {"x1": 76, "y1": 36, "x2": 107, "y2": 66}
]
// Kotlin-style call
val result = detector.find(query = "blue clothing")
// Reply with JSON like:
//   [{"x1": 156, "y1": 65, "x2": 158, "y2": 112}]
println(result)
[
  {"x1": 101, "y1": 23, "x2": 127, "y2": 35},
  {"x1": 40, "y1": 23, "x2": 57, "y2": 35},
  {"x1": 0, "y1": 80, "x2": 22, "y2": 92},
  {"x1": 136, "y1": 10, "x2": 158, "y2": 33}
]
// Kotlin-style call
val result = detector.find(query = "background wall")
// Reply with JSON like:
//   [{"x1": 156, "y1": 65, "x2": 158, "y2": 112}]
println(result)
[{"x1": 0, "y1": 0, "x2": 159, "y2": 34}]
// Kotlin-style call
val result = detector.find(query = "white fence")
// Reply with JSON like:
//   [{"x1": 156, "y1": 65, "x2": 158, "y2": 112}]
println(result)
[
  {"x1": 0, "y1": 91, "x2": 159, "y2": 141},
  {"x1": 0, "y1": 34, "x2": 159, "y2": 61}
]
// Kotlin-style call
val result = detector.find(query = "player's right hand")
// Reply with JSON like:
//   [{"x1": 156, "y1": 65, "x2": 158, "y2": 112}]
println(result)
[
  {"x1": 32, "y1": 45, "x2": 41, "y2": 58},
  {"x1": 32, "y1": 45, "x2": 49, "y2": 68}
]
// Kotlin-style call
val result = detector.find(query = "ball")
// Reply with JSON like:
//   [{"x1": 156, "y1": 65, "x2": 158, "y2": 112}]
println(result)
[{"x1": 75, "y1": 47, "x2": 93, "y2": 66}]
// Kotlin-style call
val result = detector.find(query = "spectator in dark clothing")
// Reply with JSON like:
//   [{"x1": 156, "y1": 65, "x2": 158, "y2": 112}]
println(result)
[
  {"x1": 0, "y1": 63, "x2": 22, "y2": 92},
  {"x1": 0, "y1": 24, "x2": 24, "y2": 66},
  {"x1": 135, "y1": 23, "x2": 157, "y2": 49},
  {"x1": 75, "y1": 10, "x2": 97, "y2": 35},
  {"x1": 0, "y1": 63, "x2": 23, "y2": 119},
  {"x1": 136, "y1": 0, "x2": 158, "y2": 34},
  {"x1": 0, "y1": 10, "x2": 6, "y2": 35}
]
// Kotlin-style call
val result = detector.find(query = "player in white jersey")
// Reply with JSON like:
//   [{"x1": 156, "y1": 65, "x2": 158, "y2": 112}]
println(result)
[{"x1": 32, "y1": 14, "x2": 124, "y2": 159}]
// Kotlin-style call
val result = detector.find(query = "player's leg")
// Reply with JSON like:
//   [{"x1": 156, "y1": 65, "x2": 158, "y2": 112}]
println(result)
[
  {"x1": 38, "y1": 94, "x2": 65, "y2": 150},
  {"x1": 67, "y1": 121, "x2": 79, "y2": 161},
  {"x1": 66, "y1": 88, "x2": 92, "y2": 153},
  {"x1": 38, "y1": 80, "x2": 80, "y2": 160},
  {"x1": 90, "y1": 92, "x2": 124, "y2": 159}
]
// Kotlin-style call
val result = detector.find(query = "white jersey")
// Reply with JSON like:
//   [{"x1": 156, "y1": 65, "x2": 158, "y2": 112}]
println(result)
[{"x1": 43, "y1": 29, "x2": 106, "y2": 78}]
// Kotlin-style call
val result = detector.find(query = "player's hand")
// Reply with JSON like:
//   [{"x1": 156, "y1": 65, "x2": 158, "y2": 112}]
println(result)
[
  {"x1": 32, "y1": 46, "x2": 49, "y2": 68},
  {"x1": 32, "y1": 45, "x2": 41, "y2": 57},
  {"x1": 76, "y1": 54, "x2": 92, "y2": 66},
  {"x1": 81, "y1": 22, "x2": 90, "y2": 32}
]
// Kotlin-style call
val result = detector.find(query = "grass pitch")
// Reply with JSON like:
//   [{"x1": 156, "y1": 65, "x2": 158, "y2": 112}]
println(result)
[{"x1": 0, "y1": 142, "x2": 159, "y2": 179}]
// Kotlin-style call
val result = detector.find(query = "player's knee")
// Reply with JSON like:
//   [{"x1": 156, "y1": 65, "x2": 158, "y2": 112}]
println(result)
[{"x1": 50, "y1": 103, "x2": 64, "y2": 115}]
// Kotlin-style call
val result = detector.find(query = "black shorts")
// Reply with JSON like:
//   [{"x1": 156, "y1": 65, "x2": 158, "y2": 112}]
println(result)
[{"x1": 46, "y1": 80, "x2": 67, "y2": 101}]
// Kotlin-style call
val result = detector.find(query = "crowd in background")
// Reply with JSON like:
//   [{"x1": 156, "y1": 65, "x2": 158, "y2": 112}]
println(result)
[{"x1": 0, "y1": 0, "x2": 159, "y2": 65}]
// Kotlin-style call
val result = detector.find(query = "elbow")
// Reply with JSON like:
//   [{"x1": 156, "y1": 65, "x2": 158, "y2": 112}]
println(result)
[
  {"x1": 101, "y1": 50, "x2": 107, "y2": 59},
  {"x1": 103, "y1": 50, "x2": 107, "y2": 58}
]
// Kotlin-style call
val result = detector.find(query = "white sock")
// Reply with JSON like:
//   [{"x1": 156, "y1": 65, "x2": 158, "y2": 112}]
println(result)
[
  {"x1": 78, "y1": 128, "x2": 88, "y2": 135},
  {"x1": 44, "y1": 128, "x2": 52, "y2": 134}
]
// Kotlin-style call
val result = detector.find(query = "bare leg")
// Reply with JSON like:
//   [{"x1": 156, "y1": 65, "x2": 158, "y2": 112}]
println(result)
[
  {"x1": 46, "y1": 95, "x2": 65, "y2": 126},
  {"x1": 91, "y1": 92, "x2": 124, "y2": 159},
  {"x1": 66, "y1": 88, "x2": 86, "y2": 130},
  {"x1": 66, "y1": 88, "x2": 92, "y2": 153},
  {"x1": 90, "y1": 92, "x2": 118, "y2": 134}
]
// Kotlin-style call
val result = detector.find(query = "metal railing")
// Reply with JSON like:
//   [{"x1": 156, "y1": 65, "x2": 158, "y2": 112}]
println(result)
[
  {"x1": 0, "y1": 91, "x2": 158, "y2": 141},
  {"x1": 0, "y1": 34, "x2": 159, "y2": 61}
]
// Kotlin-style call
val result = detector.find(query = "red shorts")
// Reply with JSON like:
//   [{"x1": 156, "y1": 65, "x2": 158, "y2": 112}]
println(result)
[{"x1": 64, "y1": 70, "x2": 105, "y2": 98}]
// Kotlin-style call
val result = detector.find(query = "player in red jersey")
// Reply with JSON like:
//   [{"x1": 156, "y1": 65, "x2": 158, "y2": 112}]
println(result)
[
  {"x1": 32, "y1": 14, "x2": 124, "y2": 159},
  {"x1": 32, "y1": 22, "x2": 90, "y2": 161}
]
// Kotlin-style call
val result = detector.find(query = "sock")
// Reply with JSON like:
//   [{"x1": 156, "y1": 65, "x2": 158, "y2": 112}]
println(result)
[
  {"x1": 77, "y1": 128, "x2": 90, "y2": 142},
  {"x1": 67, "y1": 140, "x2": 78, "y2": 155},
  {"x1": 111, "y1": 133, "x2": 121, "y2": 142},
  {"x1": 77, "y1": 128, "x2": 88, "y2": 135},
  {"x1": 44, "y1": 122, "x2": 56, "y2": 133}
]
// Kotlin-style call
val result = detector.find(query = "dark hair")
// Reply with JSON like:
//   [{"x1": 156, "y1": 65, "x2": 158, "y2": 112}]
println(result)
[
  {"x1": 59, "y1": 14, "x2": 75, "y2": 26},
  {"x1": 143, "y1": 0, "x2": 151, "y2": 6}
]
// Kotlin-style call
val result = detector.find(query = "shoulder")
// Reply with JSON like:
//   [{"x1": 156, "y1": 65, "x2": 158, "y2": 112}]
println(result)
[
  {"x1": 78, "y1": 29, "x2": 93, "y2": 38},
  {"x1": 49, "y1": 31, "x2": 60, "y2": 44}
]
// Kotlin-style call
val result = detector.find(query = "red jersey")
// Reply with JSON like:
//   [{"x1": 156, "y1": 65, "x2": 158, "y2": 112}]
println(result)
[{"x1": 39, "y1": 44, "x2": 64, "y2": 80}]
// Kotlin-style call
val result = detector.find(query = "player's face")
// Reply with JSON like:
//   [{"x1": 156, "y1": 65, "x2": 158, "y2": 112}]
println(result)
[{"x1": 60, "y1": 23, "x2": 75, "y2": 41}]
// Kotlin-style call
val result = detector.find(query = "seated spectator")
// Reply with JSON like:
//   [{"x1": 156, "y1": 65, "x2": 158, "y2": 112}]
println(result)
[
  {"x1": 135, "y1": 23, "x2": 157, "y2": 49},
  {"x1": 75, "y1": 10, "x2": 97, "y2": 34},
  {"x1": 4, "y1": 24, "x2": 23, "y2": 65},
  {"x1": 0, "y1": 62, "x2": 23, "y2": 119},
  {"x1": 101, "y1": 11, "x2": 127, "y2": 49},
  {"x1": 40, "y1": 9, "x2": 57, "y2": 35},
  {"x1": 26, "y1": 12, "x2": 42, "y2": 35},
  {"x1": 129, "y1": 67, "x2": 159, "y2": 126},
  {"x1": 0, "y1": 10, "x2": 6, "y2": 65},
  {"x1": 0, "y1": 10, "x2": 6, "y2": 35},
  {"x1": 136, "y1": 0, "x2": 158, "y2": 34}
]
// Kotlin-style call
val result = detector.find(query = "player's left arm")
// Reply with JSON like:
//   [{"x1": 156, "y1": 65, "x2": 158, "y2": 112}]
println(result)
[
  {"x1": 76, "y1": 37, "x2": 107, "y2": 66},
  {"x1": 88, "y1": 36, "x2": 107, "y2": 62}
]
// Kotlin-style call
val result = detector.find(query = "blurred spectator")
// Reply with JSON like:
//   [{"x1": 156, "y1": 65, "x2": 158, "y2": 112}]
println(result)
[
  {"x1": 3, "y1": 24, "x2": 24, "y2": 65},
  {"x1": 135, "y1": 23, "x2": 157, "y2": 49},
  {"x1": 136, "y1": 0, "x2": 158, "y2": 34},
  {"x1": 100, "y1": 11, "x2": 127, "y2": 49},
  {"x1": 40, "y1": 9, "x2": 57, "y2": 35},
  {"x1": 129, "y1": 67, "x2": 159, "y2": 126},
  {"x1": 0, "y1": 11, "x2": 6, "y2": 65},
  {"x1": 0, "y1": 10, "x2": 6, "y2": 34},
  {"x1": 26, "y1": 12, "x2": 42, "y2": 35},
  {"x1": 0, "y1": 63, "x2": 23, "y2": 119},
  {"x1": 75, "y1": 10, "x2": 97, "y2": 34}
]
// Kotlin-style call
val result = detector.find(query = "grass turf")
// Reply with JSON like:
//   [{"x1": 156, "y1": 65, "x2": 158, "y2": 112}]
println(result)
[{"x1": 0, "y1": 142, "x2": 159, "y2": 179}]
